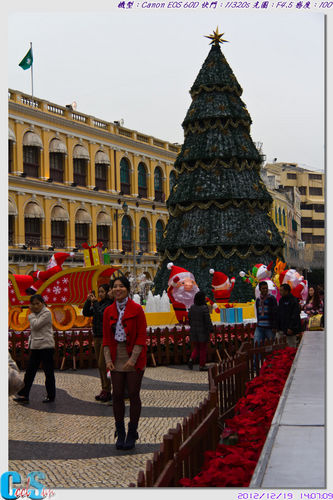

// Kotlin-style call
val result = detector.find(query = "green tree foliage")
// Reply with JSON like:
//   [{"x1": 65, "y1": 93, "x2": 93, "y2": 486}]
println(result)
[{"x1": 153, "y1": 35, "x2": 283, "y2": 301}]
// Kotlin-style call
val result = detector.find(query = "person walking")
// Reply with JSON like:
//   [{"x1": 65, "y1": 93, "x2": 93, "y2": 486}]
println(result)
[
  {"x1": 13, "y1": 294, "x2": 56, "y2": 404},
  {"x1": 83, "y1": 284, "x2": 113, "y2": 403},
  {"x1": 188, "y1": 291, "x2": 214, "y2": 372},
  {"x1": 254, "y1": 281, "x2": 278, "y2": 345},
  {"x1": 103, "y1": 276, "x2": 147, "y2": 450},
  {"x1": 277, "y1": 283, "x2": 302, "y2": 347}
]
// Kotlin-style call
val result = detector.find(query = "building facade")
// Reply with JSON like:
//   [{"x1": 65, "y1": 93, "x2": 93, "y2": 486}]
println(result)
[
  {"x1": 262, "y1": 162, "x2": 325, "y2": 271},
  {"x1": 8, "y1": 89, "x2": 180, "y2": 280}
]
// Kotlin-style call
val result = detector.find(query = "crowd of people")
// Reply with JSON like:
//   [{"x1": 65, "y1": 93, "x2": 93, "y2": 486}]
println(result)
[
  {"x1": 254, "y1": 282, "x2": 324, "y2": 348},
  {"x1": 9, "y1": 276, "x2": 324, "y2": 451},
  {"x1": 12, "y1": 276, "x2": 147, "y2": 451}
]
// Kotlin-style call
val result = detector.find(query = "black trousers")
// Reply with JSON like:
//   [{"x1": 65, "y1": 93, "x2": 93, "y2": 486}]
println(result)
[{"x1": 18, "y1": 348, "x2": 56, "y2": 400}]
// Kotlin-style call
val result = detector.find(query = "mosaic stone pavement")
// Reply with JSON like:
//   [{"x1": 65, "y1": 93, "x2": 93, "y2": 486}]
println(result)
[{"x1": 9, "y1": 365, "x2": 210, "y2": 489}]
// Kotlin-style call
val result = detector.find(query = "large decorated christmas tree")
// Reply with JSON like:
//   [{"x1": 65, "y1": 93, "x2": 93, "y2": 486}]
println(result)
[{"x1": 154, "y1": 28, "x2": 284, "y2": 302}]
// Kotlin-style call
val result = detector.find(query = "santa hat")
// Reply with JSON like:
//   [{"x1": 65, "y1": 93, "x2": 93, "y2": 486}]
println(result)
[
  {"x1": 252, "y1": 261, "x2": 272, "y2": 277},
  {"x1": 209, "y1": 269, "x2": 235, "y2": 287},
  {"x1": 53, "y1": 252, "x2": 75, "y2": 266},
  {"x1": 167, "y1": 262, "x2": 194, "y2": 286}
]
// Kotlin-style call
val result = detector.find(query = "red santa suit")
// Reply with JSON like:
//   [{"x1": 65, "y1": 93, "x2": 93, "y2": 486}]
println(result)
[
  {"x1": 278, "y1": 268, "x2": 308, "y2": 302},
  {"x1": 167, "y1": 263, "x2": 199, "y2": 323},
  {"x1": 209, "y1": 269, "x2": 235, "y2": 305},
  {"x1": 26, "y1": 252, "x2": 74, "y2": 294}
]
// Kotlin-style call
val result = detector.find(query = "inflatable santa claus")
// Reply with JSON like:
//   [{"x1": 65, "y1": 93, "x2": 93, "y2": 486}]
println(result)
[
  {"x1": 209, "y1": 269, "x2": 235, "y2": 306},
  {"x1": 239, "y1": 261, "x2": 273, "y2": 286},
  {"x1": 277, "y1": 268, "x2": 308, "y2": 303},
  {"x1": 167, "y1": 263, "x2": 199, "y2": 323},
  {"x1": 239, "y1": 261, "x2": 279, "y2": 300},
  {"x1": 25, "y1": 252, "x2": 74, "y2": 294}
]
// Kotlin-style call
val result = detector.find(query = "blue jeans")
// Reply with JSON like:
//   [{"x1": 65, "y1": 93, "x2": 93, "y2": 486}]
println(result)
[
  {"x1": 254, "y1": 326, "x2": 275, "y2": 345},
  {"x1": 253, "y1": 327, "x2": 275, "y2": 373}
]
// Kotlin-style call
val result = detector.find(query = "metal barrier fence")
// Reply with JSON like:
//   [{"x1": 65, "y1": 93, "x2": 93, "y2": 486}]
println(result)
[
  {"x1": 129, "y1": 337, "x2": 289, "y2": 487},
  {"x1": 9, "y1": 323, "x2": 256, "y2": 370}
]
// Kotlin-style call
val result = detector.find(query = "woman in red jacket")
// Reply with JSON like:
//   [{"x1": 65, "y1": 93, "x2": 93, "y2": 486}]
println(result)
[{"x1": 103, "y1": 276, "x2": 147, "y2": 450}]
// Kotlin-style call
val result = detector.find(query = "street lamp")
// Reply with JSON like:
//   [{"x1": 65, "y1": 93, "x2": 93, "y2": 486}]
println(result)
[
  {"x1": 114, "y1": 201, "x2": 137, "y2": 279},
  {"x1": 114, "y1": 201, "x2": 129, "y2": 219}
]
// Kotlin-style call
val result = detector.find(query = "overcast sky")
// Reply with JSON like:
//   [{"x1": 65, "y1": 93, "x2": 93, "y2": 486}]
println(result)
[
  {"x1": 3, "y1": 5, "x2": 332, "y2": 499},
  {"x1": 7, "y1": 10, "x2": 325, "y2": 170}
]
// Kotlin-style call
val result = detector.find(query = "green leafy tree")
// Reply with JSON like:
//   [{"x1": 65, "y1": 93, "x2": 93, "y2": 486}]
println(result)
[{"x1": 153, "y1": 28, "x2": 283, "y2": 301}]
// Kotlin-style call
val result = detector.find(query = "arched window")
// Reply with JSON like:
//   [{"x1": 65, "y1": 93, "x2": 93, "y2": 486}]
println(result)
[
  {"x1": 169, "y1": 170, "x2": 176, "y2": 193},
  {"x1": 154, "y1": 167, "x2": 163, "y2": 202},
  {"x1": 8, "y1": 128, "x2": 15, "y2": 173},
  {"x1": 275, "y1": 207, "x2": 278, "y2": 224},
  {"x1": 23, "y1": 131, "x2": 43, "y2": 178},
  {"x1": 138, "y1": 162, "x2": 147, "y2": 198},
  {"x1": 156, "y1": 220, "x2": 164, "y2": 248},
  {"x1": 24, "y1": 202, "x2": 44, "y2": 247},
  {"x1": 95, "y1": 150, "x2": 110, "y2": 191},
  {"x1": 75, "y1": 209, "x2": 91, "y2": 248},
  {"x1": 51, "y1": 205, "x2": 69, "y2": 248},
  {"x1": 278, "y1": 207, "x2": 282, "y2": 226},
  {"x1": 282, "y1": 209, "x2": 286, "y2": 227},
  {"x1": 8, "y1": 198, "x2": 17, "y2": 245},
  {"x1": 120, "y1": 158, "x2": 131, "y2": 194},
  {"x1": 122, "y1": 215, "x2": 132, "y2": 252},
  {"x1": 8, "y1": 215, "x2": 14, "y2": 245},
  {"x1": 49, "y1": 138, "x2": 67, "y2": 183},
  {"x1": 73, "y1": 144, "x2": 89, "y2": 187},
  {"x1": 139, "y1": 218, "x2": 149, "y2": 252},
  {"x1": 97, "y1": 211, "x2": 112, "y2": 249}
]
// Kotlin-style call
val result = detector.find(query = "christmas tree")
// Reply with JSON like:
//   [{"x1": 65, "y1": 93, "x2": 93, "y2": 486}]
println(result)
[{"x1": 153, "y1": 28, "x2": 284, "y2": 302}]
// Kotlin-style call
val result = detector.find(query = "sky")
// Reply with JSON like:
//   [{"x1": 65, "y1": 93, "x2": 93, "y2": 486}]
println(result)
[
  {"x1": 7, "y1": 10, "x2": 325, "y2": 170},
  {"x1": 2, "y1": 3, "x2": 332, "y2": 500}
]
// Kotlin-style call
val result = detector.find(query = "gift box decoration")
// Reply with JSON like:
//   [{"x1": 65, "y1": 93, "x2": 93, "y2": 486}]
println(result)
[
  {"x1": 226, "y1": 308, "x2": 235, "y2": 324},
  {"x1": 220, "y1": 308, "x2": 227, "y2": 323},
  {"x1": 234, "y1": 307, "x2": 243, "y2": 324},
  {"x1": 83, "y1": 247, "x2": 93, "y2": 266},
  {"x1": 91, "y1": 247, "x2": 101, "y2": 265},
  {"x1": 103, "y1": 249, "x2": 111, "y2": 264},
  {"x1": 220, "y1": 307, "x2": 243, "y2": 324},
  {"x1": 95, "y1": 242, "x2": 104, "y2": 264}
]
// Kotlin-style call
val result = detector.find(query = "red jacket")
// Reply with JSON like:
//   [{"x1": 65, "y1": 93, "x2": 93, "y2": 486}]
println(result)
[{"x1": 103, "y1": 298, "x2": 147, "y2": 371}]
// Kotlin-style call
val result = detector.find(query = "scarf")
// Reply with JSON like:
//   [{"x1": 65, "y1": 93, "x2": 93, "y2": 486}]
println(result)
[
  {"x1": 114, "y1": 297, "x2": 129, "y2": 342},
  {"x1": 258, "y1": 294, "x2": 267, "y2": 316}
]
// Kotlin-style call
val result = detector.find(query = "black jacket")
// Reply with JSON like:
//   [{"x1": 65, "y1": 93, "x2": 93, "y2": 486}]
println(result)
[
  {"x1": 188, "y1": 304, "x2": 214, "y2": 343},
  {"x1": 82, "y1": 298, "x2": 113, "y2": 337},
  {"x1": 277, "y1": 293, "x2": 302, "y2": 335},
  {"x1": 255, "y1": 294, "x2": 278, "y2": 329}
]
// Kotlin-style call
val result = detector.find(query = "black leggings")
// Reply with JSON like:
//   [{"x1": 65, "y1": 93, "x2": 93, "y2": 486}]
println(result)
[
  {"x1": 18, "y1": 348, "x2": 55, "y2": 399},
  {"x1": 111, "y1": 370, "x2": 144, "y2": 426}
]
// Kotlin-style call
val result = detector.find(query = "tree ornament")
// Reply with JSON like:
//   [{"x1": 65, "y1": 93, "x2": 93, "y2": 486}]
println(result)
[
  {"x1": 153, "y1": 30, "x2": 283, "y2": 301},
  {"x1": 204, "y1": 26, "x2": 229, "y2": 46}
]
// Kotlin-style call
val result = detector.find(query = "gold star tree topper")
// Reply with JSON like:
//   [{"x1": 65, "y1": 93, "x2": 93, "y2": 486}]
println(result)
[{"x1": 205, "y1": 27, "x2": 229, "y2": 46}]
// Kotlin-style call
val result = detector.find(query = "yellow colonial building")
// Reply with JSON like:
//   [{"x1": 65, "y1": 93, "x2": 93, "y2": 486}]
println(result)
[
  {"x1": 262, "y1": 162, "x2": 325, "y2": 271},
  {"x1": 8, "y1": 89, "x2": 180, "y2": 279}
]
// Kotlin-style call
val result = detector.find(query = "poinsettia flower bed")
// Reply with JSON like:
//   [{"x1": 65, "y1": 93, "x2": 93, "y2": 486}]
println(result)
[{"x1": 179, "y1": 346, "x2": 297, "y2": 487}]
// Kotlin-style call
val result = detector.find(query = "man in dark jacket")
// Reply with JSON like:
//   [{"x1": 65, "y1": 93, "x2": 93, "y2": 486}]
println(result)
[
  {"x1": 254, "y1": 281, "x2": 278, "y2": 345},
  {"x1": 83, "y1": 285, "x2": 113, "y2": 402},
  {"x1": 277, "y1": 283, "x2": 302, "y2": 347}
]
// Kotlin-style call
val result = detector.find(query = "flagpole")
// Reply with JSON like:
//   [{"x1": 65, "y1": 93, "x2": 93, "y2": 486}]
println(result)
[{"x1": 30, "y1": 42, "x2": 34, "y2": 101}]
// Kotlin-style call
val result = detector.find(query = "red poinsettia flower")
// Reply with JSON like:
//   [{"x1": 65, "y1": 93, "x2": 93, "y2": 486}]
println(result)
[{"x1": 180, "y1": 347, "x2": 296, "y2": 488}]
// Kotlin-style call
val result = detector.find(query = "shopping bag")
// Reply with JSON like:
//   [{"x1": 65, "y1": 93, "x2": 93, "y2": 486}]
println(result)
[{"x1": 308, "y1": 314, "x2": 323, "y2": 331}]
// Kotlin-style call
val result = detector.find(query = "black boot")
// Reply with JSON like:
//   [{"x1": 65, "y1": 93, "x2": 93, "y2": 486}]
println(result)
[
  {"x1": 123, "y1": 422, "x2": 139, "y2": 450},
  {"x1": 114, "y1": 421, "x2": 126, "y2": 450}
]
